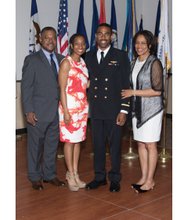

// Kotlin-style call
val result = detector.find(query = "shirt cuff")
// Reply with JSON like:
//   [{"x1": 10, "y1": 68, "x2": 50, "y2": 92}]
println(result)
[{"x1": 120, "y1": 110, "x2": 128, "y2": 114}]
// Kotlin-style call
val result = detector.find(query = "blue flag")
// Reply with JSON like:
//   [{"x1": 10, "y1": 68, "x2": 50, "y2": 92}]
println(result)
[
  {"x1": 155, "y1": 0, "x2": 161, "y2": 38},
  {"x1": 122, "y1": 0, "x2": 132, "y2": 60},
  {"x1": 76, "y1": 0, "x2": 89, "y2": 49},
  {"x1": 110, "y1": 0, "x2": 118, "y2": 48},
  {"x1": 139, "y1": 15, "x2": 143, "y2": 31},
  {"x1": 90, "y1": 0, "x2": 99, "y2": 50},
  {"x1": 122, "y1": 0, "x2": 138, "y2": 61}
]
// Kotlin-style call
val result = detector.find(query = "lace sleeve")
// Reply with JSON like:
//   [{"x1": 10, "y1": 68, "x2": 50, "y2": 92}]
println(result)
[{"x1": 150, "y1": 59, "x2": 163, "y2": 91}]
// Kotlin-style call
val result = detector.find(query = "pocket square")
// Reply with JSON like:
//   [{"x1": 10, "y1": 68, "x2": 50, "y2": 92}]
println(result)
[{"x1": 108, "y1": 60, "x2": 119, "y2": 66}]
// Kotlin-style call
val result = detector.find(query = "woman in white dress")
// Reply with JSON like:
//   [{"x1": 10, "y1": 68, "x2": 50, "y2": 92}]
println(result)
[{"x1": 121, "y1": 30, "x2": 164, "y2": 193}]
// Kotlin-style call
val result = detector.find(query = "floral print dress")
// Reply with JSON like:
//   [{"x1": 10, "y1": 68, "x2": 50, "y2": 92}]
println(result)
[{"x1": 59, "y1": 56, "x2": 89, "y2": 143}]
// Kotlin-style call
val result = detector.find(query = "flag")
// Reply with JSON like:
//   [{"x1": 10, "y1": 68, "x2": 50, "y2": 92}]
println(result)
[
  {"x1": 57, "y1": 0, "x2": 69, "y2": 56},
  {"x1": 90, "y1": 0, "x2": 99, "y2": 50},
  {"x1": 132, "y1": 0, "x2": 138, "y2": 36},
  {"x1": 122, "y1": 0, "x2": 138, "y2": 61},
  {"x1": 77, "y1": 0, "x2": 89, "y2": 49},
  {"x1": 154, "y1": 0, "x2": 161, "y2": 38},
  {"x1": 139, "y1": 14, "x2": 143, "y2": 31},
  {"x1": 122, "y1": 0, "x2": 132, "y2": 54},
  {"x1": 157, "y1": 0, "x2": 171, "y2": 73},
  {"x1": 99, "y1": 0, "x2": 106, "y2": 24},
  {"x1": 110, "y1": 0, "x2": 118, "y2": 48},
  {"x1": 29, "y1": 0, "x2": 41, "y2": 54}
]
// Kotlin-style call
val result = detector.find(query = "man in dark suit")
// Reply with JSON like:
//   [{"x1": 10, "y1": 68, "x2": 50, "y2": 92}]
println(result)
[
  {"x1": 85, "y1": 23, "x2": 130, "y2": 192},
  {"x1": 21, "y1": 27, "x2": 65, "y2": 190}
]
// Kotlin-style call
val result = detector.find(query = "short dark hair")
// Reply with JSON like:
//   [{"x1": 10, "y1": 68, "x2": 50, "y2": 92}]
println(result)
[
  {"x1": 69, "y1": 33, "x2": 85, "y2": 45},
  {"x1": 96, "y1": 23, "x2": 112, "y2": 33},
  {"x1": 133, "y1": 30, "x2": 157, "y2": 57},
  {"x1": 41, "y1": 26, "x2": 57, "y2": 35}
]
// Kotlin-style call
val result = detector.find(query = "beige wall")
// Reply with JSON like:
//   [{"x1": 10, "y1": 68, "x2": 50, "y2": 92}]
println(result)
[{"x1": 16, "y1": 82, "x2": 26, "y2": 129}]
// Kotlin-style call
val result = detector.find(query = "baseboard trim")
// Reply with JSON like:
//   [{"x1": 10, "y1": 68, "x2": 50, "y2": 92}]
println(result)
[
  {"x1": 166, "y1": 113, "x2": 172, "y2": 119},
  {"x1": 16, "y1": 128, "x2": 27, "y2": 135}
]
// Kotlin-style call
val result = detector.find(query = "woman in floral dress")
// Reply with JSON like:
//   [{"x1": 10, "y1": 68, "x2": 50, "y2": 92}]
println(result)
[{"x1": 58, "y1": 34, "x2": 89, "y2": 191}]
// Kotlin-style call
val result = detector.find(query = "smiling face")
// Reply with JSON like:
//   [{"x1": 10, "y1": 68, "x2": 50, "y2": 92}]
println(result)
[
  {"x1": 71, "y1": 36, "x2": 86, "y2": 56},
  {"x1": 40, "y1": 29, "x2": 57, "y2": 53},
  {"x1": 134, "y1": 34, "x2": 151, "y2": 59},
  {"x1": 95, "y1": 25, "x2": 112, "y2": 50}
]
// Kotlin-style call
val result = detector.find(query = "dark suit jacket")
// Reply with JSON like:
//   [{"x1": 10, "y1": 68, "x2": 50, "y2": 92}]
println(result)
[
  {"x1": 21, "y1": 49, "x2": 64, "y2": 122},
  {"x1": 85, "y1": 47, "x2": 130, "y2": 120}
]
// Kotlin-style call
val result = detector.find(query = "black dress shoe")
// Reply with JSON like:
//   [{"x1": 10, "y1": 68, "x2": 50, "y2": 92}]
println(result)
[
  {"x1": 131, "y1": 183, "x2": 142, "y2": 190},
  {"x1": 32, "y1": 181, "x2": 43, "y2": 190},
  {"x1": 43, "y1": 177, "x2": 65, "y2": 186},
  {"x1": 109, "y1": 181, "x2": 120, "y2": 192},
  {"x1": 85, "y1": 179, "x2": 107, "y2": 190},
  {"x1": 135, "y1": 186, "x2": 154, "y2": 193}
]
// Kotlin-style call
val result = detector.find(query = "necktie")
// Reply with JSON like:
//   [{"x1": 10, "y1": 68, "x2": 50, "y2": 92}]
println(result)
[
  {"x1": 50, "y1": 53, "x2": 57, "y2": 80},
  {"x1": 100, "y1": 51, "x2": 104, "y2": 64}
]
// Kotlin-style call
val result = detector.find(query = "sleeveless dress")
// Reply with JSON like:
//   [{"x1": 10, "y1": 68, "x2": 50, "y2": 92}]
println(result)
[
  {"x1": 59, "y1": 56, "x2": 89, "y2": 143},
  {"x1": 132, "y1": 58, "x2": 163, "y2": 142}
]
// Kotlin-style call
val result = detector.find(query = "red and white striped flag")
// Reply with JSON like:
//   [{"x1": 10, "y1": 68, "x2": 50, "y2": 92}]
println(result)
[{"x1": 57, "y1": 0, "x2": 69, "y2": 56}]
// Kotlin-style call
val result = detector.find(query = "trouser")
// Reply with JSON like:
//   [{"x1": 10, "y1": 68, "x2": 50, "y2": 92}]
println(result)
[
  {"x1": 91, "y1": 119, "x2": 122, "y2": 182},
  {"x1": 27, "y1": 114, "x2": 59, "y2": 181}
]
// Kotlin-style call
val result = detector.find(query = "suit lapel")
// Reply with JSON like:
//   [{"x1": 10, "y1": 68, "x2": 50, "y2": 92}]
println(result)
[
  {"x1": 39, "y1": 49, "x2": 51, "y2": 69},
  {"x1": 39, "y1": 49, "x2": 58, "y2": 81},
  {"x1": 55, "y1": 53, "x2": 63, "y2": 65}
]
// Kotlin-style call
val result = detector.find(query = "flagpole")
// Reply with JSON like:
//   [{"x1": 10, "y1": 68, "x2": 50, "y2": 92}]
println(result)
[
  {"x1": 122, "y1": 128, "x2": 138, "y2": 160},
  {"x1": 159, "y1": 56, "x2": 172, "y2": 163}
]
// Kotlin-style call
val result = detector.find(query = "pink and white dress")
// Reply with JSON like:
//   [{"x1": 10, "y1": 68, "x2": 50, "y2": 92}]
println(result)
[{"x1": 59, "y1": 56, "x2": 89, "y2": 143}]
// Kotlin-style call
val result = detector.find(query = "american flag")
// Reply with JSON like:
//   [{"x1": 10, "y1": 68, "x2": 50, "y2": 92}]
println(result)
[{"x1": 57, "y1": 0, "x2": 68, "y2": 56}]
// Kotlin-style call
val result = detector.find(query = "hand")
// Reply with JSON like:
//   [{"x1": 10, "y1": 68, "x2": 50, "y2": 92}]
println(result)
[
  {"x1": 116, "y1": 112, "x2": 126, "y2": 126},
  {"x1": 64, "y1": 112, "x2": 71, "y2": 124},
  {"x1": 121, "y1": 89, "x2": 133, "y2": 98},
  {"x1": 87, "y1": 80, "x2": 90, "y2": 88},
  {"x1": 26, "y1": 112, "x2": 38, "y2": 126}
]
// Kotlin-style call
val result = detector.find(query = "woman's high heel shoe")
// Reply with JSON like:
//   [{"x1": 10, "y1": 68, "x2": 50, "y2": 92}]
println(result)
[
  {"x1": 66, "y1": 171, "x2": 79, "y2": 192},
  {"x1": 135, "y1": 185, "x2": 154, "y2": 193},
  {"x1": 74, "y1": 172, "x2": 86, "y2": 188},
  {"x1": 131, "y1": 183, "x2": 142, "y2": 190}
]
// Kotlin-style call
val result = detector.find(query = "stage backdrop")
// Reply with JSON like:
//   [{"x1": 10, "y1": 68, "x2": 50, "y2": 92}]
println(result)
[{"x1": 16, "y1": 0, "x2": 172, "y2": 80}]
